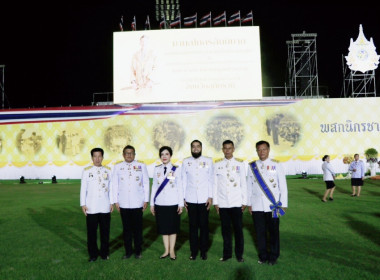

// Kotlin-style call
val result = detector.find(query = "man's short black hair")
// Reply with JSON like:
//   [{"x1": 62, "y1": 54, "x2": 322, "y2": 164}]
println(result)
[
  {"x1": 123, "y1": 145, "x2": 136, "y2": 154},
  {"x1": 191, "y1": 140, "x2": 202, "y2": 147},
  {"x1": 91, "y1": 147, "x2": 104, "y2": 157},
  {"x1": 222, "y1": 140, "x2": 234, "y2": 147},
  {"x1": 256, "y1": 140, "x2": 270, "y2": 149}
]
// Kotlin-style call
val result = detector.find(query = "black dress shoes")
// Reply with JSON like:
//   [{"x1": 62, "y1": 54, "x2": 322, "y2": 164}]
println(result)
[
  {"x1": 189, "y1": 256, "x2": 196, "y2": 260},
  {"x1": 200, "y1": 253, "x2": 207, "y2": 260},
  {"x1": 268, "y1": 260, "x2": 277, "y2": 265},
  {"x1": 237, "y1": 258, "x2": 244, "y2": 262},
  {"x1": 159, "y1": 254, "x2": 169, "y2": 259},
  {"x1": 135, "y1": 254, "x2": 142, "y2": 259},
  {"x1": 101, "y1": 256, "x2": 109, "y2": 260},
  {"x1": 219, "y1": 256, "x2": 231, "y2": 261},
  {"x1": 122, "y1": 254, "x2": 132, "y2": 259},
  {"x1": 258, "y1": 259, "x2": 267, "y2": 264},
  {"x1": 88, "y1": 257, "x2": 97, "y2": 262}
]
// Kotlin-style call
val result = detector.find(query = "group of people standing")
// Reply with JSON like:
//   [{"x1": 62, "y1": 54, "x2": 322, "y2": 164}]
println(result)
[
  {"x1": 321, "y1": 153, "x2": 366, "y2": 202},
  {"x1": 80, "y1": 139, "x2": 288, "y2": 266}
]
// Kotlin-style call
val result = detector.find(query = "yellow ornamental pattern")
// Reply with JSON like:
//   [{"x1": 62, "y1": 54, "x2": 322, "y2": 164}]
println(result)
[{"x1": 0, "y1": 97, "x2": 379, "y2": 167}]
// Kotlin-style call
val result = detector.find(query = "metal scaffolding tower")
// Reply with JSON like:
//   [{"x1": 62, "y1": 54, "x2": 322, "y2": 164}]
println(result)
[
  {"x1": 286, "y1": 31, "x2": 319, "y2": 98},
  {"x1": 0, "y1": 65, "x2": 4, "y2": 109},
  {"x1": 341, "y1": 55, "x2": 376, "y2": 97}
]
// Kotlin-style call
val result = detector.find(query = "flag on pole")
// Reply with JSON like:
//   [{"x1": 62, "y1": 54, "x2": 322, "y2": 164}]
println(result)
[
  {"x1": 228, "y1": 11, "x2": 240, "y2": 25},
  {"x1": 160, "y1": 14, "x2": 167, "y2": 29},
  {"x1": 241, "y1": 11, "x2": 253, "y2": 24},
  {"x1": 131, "y1": 16, "x2": 137, "y2": 31},
  {"x1": 213, "y1": 12, "x2": 226, "y2": 26},
  {"x1": 170, "y1": 11, "x2": 181, "y2": 28},
  {"x1": 145, "y1": 15, "x2": 151, "y2": 30},
  {"x1": 199, "y1": 12, "x2": 211, "y2": 26},
  {"x1": 119, "y1": 15, "x2": 124, "y2": 31},
  {"x1": 184, "y1": 13, "x2": 197, "y2": 27}
]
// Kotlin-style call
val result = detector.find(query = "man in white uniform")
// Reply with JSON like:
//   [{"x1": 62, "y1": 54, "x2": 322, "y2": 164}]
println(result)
[
  {"x1": 182, "y1": 140, "x2": 213, "y2": 260},
  {"x1": 213, "y1": 140, "x2": 247, "y2": 263},
  {"x1": 112, "y1": 145, "x2": 150, "y2": 259},
  {"x1": 80, "y1": 147, "x2": 113, "y2": 262},
  {"x1": 247, "y1": 140, "x2": 288, "y2": 265}
]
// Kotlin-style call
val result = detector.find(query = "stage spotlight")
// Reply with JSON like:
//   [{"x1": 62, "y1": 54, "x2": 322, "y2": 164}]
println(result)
[
  {"x1": 302, "y1": 171, "x2": 308, "y2": 179},
  {"x1": 20, "y1": 176, "x2": 26, "y2": 184},
  {"x1": 52, "y1": 176, "x2": 57, "y2": 184}
]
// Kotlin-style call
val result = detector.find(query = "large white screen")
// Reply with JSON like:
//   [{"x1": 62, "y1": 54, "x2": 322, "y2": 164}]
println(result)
[{"x1": 113, "y1": 26, "x2": 262, "y2": 104}]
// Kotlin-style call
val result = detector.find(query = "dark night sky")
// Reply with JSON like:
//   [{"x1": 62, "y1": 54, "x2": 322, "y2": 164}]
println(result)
[{"x1": 0, "y1": 0, "x2": 379, "y2": 108}]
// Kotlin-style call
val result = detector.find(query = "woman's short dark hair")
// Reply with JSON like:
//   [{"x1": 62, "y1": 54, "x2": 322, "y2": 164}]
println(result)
[
  {"x1": 322, "y1": 155, "x2": 329, "y2": 161},
  {"x1": 159, "y1": 146, "x2": 173, "y2": 157}
]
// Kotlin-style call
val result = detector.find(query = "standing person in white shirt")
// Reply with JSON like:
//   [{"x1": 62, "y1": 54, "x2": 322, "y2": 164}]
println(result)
[
  {"x1": 112, "y1": 145, "x2": 150, "y2": 259},
  {"x1": 349, "y1": 154, "x2": 365, "y2": 197},
  {"x1": 213, "y1": 140, "x2": 247, "y2": 263},
  {"x1": 150, "y1": 146, "x2": 183, "y2": 260},
  {"x1": 321, "y1": 155, "x2": 336, "y2": 202},
  {"x1": 80, "y1": 147, "x2": 113, "y2": 262},
  {"x1": 182, "y1": 140, "x2": 213, "y2": 261},
  {"x1": 247, "y1": 140, "x2": 288, "y2": 265}
]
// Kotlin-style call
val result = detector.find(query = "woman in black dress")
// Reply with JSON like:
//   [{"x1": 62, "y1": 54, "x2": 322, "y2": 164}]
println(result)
[{"x1": 150, "y1": 146, "x2": 183, "y2": 260}]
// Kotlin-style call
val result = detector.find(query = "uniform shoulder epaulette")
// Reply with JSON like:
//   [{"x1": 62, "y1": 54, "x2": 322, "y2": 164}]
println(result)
[
  {"x1": 84, "y1": 166, "x2": 93, "y2": 171},
  {"x1": 103, "y1": 166, "x2": 111, "y2": 170},
  {"x1": 137, "y1": 160, "x2": 145, "y2": 164},
  {"x1": 214, "y1": 158, "x2": 223, "y2": 163},
  {"x1": 272, "y1": 159, "x2": 279, "y2": 163},
  {"x1": 115, "y1": 160, "x2": 123, "y2": 165},
  {"x1": 249, "y1": 160, "x2": 256, "y2": 164},
  {"x1": 156, "y1": 163, "x2": 163, "y2": 167},
  {"x1": 235, "y1": 158, "x2": 244, "y2": 162},
  {"x1": 183, "y1": 156, "x2": 192, "y2": 160}
]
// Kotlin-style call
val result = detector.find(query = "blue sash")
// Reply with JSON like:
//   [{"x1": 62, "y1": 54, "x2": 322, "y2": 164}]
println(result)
[
  {"x1": 154, "y1": 166, "x2": 177, "y2": 203},
  {"x1": 249, "y1": 161, "x2": 285, "y2": 218}
]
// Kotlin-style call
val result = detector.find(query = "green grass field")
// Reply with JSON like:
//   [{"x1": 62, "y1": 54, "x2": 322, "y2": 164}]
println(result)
[{"x1": 0, "y1": 177, "x2": 379, "y2": 280}]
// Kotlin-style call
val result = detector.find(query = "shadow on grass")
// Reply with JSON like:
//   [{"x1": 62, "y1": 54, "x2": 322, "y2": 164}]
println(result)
[
  {"x1": 232, "y1": 265, "x2": 253, "y2": 280},
  {"x1": 344, "y1": 214, "x2": 380, "y2": 247},
  {"x1": 302, "y1": 187, "x2": 321, "y2": 199},
  {"x1": 334, "y1": 185, "x2": 351, "y2": 195},
  {"x1": 28, "y1": 207, "x2": 86, "y2": 254}
]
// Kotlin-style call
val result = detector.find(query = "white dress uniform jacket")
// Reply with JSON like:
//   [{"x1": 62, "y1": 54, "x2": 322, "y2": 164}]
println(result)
[
  {"x1": 213, "y1": 157, "x2": 247, "y2": 208},
  {"x1": 112, "y1": 160, "x2": 150, "y2": 208},
  {"x1": 246, "y1": 159, "x2": 288, "y2": 212},
  {"x1": 322, "y1": 162, "x2": 335, "y2": 181},
  {"x1": 150, "y1": 163, "x2": 184, "y2": 207},
  {"x1": 80, "y1": 165, "x2": 113, "y2": 214},
  {"x1": 181, "y1": 156, "x2": 214, "y2": 204},
  {"x1": 349, "y1": 160, "x2": 365, "y2": 178}
]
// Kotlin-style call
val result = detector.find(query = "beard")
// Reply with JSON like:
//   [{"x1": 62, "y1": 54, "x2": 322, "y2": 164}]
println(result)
[{"x1": 191, "y1": 151, "x2": 202, "y2": 159}]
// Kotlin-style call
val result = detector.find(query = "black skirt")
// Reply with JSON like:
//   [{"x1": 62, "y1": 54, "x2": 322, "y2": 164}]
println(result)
[{"x1": 155, "y1": 205, "x2": 180, "y2": 235}]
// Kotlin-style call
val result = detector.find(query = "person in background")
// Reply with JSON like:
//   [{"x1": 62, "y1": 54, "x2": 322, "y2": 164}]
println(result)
[
  {"x1": 112, "y1": 145, "x2": 150, "y2": 259},
  {"x1": 80, "y1": 147, "x2": 113, "y2": 262},
  {"x1": 150, "y1": 146, "x2": 183, "y2": 260},
  {"x1": 349, "y1": 154, "x2": 365, "y2": 197},
  {"x1": 182, "y1": 140, "x2": 213, "y2": 261},
  {"x1": 321, "y1": 155, "x2": 336, "y2": 202}
]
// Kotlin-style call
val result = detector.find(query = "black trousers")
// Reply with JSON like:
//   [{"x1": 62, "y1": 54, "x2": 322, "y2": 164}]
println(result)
[
  {"x1": 86, "y1": 213, "x2": 111, "y2": 259},
  {"x1": 120, "y1": 208, "x2": 143, "y2": 255},
  {"x1": 187, "y1": 202, "x2": 209, "y2": 256},
  {"x1": 219, "y1": 207, "x2": 244, "y2": 259},
  {"x1": 252, "y1": 211, "x2": 280, "y2": 262}
]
